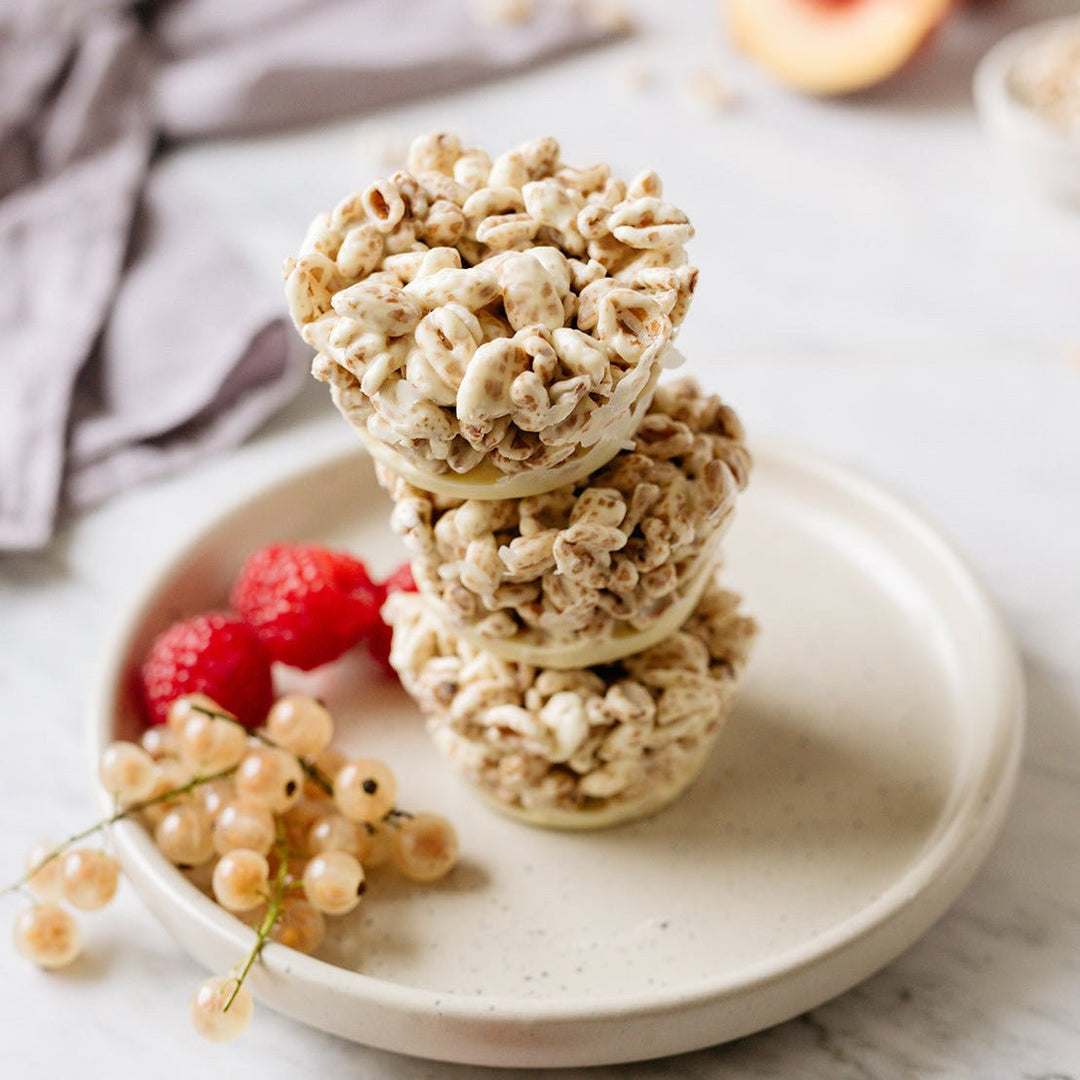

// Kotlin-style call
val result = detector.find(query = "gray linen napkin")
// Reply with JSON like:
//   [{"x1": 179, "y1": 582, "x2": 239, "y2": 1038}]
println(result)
[{"x1": 0, "y1": 0, "x2": 616, "y2": 551}]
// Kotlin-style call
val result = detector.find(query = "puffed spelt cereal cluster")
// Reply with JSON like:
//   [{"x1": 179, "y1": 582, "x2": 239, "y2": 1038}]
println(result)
[
  {"x1": 380, "y1": 379, "x2": 750, "y2": 658},
  {"x1": 284, "y1": 133, "x2": 697, "y2": 484},
  {"x1": 384, "y1": 581, "x2": 756, "y2": 827}
]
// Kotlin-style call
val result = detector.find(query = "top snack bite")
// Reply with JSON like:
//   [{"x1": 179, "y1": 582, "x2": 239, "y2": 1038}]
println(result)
[{"x1": 284, "y1": 133, "x2": 698, "y2": 499}]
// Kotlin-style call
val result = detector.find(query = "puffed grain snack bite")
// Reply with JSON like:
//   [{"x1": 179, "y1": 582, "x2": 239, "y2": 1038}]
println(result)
[
  {"x1": 380, "y1": 378, "x2": 751, "y2": 669},
  {"x1": 383, "y1": 580, "x2": 757, "y2": 829},
  {"x1": 284, "y1": 133, "x2": 698, "y2": 500}
]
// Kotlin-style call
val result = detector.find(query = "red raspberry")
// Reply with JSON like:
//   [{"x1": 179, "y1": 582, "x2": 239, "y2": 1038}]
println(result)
[
  {"x1": 231, "y1": 544, "x2": 381, "y2": 670},
  {"x1": 368, "y1": 562, "x2": 419, "y2": 675},
  {"x1": 140, "y1": 612, "x2": 273, "y2": 728}
]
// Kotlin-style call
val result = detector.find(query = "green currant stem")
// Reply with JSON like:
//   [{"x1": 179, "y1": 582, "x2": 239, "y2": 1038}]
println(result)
[
  {"x1": 189, "y1": 701, "x2": 336, "y2": 797},
  {"x1": 378, "y1": 807, "x2": 412, "y2": 831},
  {"x1": 223, "y1": 831, "x2": 290, "y2": 1014},
  {"x1": 0, "y1": 764, "x2": 239, "y2": 899},
  {"x1": 190, "y1": 702, "x2": 242, "y2": 722},
  {"x1": 251, "y1": 730, "x2": 335, "y2": 797}
]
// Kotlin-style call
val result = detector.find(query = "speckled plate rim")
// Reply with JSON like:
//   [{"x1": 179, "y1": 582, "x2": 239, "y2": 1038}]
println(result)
[{"x1": 87, "y1": 439, "x2": 1025, "y2": 1067}]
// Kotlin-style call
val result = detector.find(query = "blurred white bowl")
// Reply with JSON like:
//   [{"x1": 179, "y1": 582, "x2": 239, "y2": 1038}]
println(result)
[{"x1": 974, "y1": 15, "x2": 1080, "y2": 207}]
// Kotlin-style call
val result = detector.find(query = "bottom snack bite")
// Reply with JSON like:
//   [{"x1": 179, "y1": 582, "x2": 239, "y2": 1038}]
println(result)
[{"x1": 384, "y1": 580, "x2": 757, "y2": 829}]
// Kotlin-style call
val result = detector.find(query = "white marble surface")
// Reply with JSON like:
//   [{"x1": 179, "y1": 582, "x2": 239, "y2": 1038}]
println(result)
[{"x1": 3, "y1": 1, "x2": 1080, "y2": 1075}]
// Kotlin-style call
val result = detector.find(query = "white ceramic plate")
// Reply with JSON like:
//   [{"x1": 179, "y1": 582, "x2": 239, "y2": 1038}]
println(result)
[{"x1": 90, "y1": 441, "x2": 1024, "y2": 1068}]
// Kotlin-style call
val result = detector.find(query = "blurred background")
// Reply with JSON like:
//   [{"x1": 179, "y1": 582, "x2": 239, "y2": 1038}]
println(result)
[{"x1": 3, "y1": 0, "x2": 1078, "y2": 551}]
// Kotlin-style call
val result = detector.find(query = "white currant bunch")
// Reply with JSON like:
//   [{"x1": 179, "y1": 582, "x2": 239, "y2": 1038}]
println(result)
[
  {"x1": 4, "y1": 691, "x2": 461, "y2": 1045},
  {"x1": 10, "y1": 844, "x2": 122, "y2": 970}
]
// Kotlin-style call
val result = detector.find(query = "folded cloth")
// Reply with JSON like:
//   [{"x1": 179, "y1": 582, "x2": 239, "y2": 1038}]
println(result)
[{"x1": 0, "y1": 0, "x2": 617, "y2": 551}]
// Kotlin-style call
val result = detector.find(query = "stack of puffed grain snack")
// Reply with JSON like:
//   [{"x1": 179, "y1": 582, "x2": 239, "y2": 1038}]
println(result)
[{"x1": 284, "y1": 133, "x2": 757, "y2": 829}]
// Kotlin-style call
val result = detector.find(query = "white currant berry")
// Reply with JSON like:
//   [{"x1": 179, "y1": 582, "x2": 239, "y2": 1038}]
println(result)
[
  {"x1": 305, "y1": 746, "x2": 346, "y2": 801},
  {"x1": 177, "y1": 715, "x2": 247, "y2": 774},
  {"x1": 140, "y1": 725, "x2": 178, "y2": 760},
  {"x1": 155, "y1": 805, "x2": 214, "y2": 867},
  {"x1": 238, "y1": 901, "x2": 269, "y2": 930},
  {"x1": 302, "y1": 851, "x2": 365, "y2": 916},
  {"x1": 190, "y1": 976, "x2": 253, "y2": 1042},
  {"x1": 315, "y1": 747, "x2": 346, "y2": 773},
  {"x1": 140, "y1": 758, "x2": 195, "y2": 828},
  {"x1": 59, "y1": 849, "x2": 120, "y2": 911},
  {"x1": 211, "y1": 797, "x2": 276, "y2": 857},
  {"x1": 269, "y1": 897, "x2": 326, "y2": 955},
  {"x1": 265, "y1": 695, "x2": 334, "y2": 759},
  {"x1": 361, "y1": 821, "x2": 394, "y2": 869},
  {"x1": 334, "y1": 760, "x2": 398, "y2": 824},
  {"x1": 307, "y1": 814, "x2": 367, "y2": 860},
  {"x1": 278, "y1": 850, "x2": 309, "y2": 885},
  {"x1": 212, "y1": 850, "x2": 269, "y2": 913},
  {"x1": 13, "y1": 903, "x2": 82, "y2": 970},
  {"x1": 391, "y1": 814, "x2": 459, "y2": 883},
  {"x1": 184, "y1": 858, "x2": 216, "y2": 896},
  {"x1": 99, "y1": 741, "x2": 157, "y2": 804},
  {"x1": 167, "y1": 693, "x2": 234, "y2": 733},
  {"x1": 281, "y1": 800, "x2": 324, "y2": 856},
  {"x1": 24, "y1": 842, "x2": 63, "y2": 902},
  {"x1": 235, "y1": 748, "x2": 303, "y2": 814},
  {"x1": 196, "y1": 777, "x2": 235, "y2": 820}
]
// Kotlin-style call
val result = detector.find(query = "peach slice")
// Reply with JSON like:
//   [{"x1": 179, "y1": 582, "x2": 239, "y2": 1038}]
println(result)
[{"x1": 724, "y1": 0, "x2": 954, "y2": 95}]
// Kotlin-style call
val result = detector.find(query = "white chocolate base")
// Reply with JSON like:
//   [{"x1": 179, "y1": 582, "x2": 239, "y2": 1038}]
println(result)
[
  {"x1": 354, "y1": 360, "x2": 669, "y2": 501},
  {"x1": 441, "y1": 525, "x2": 729, "y2": 669},
  {"x1": 467, "y1": 740, "x2": 712, "y2": 830}
]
